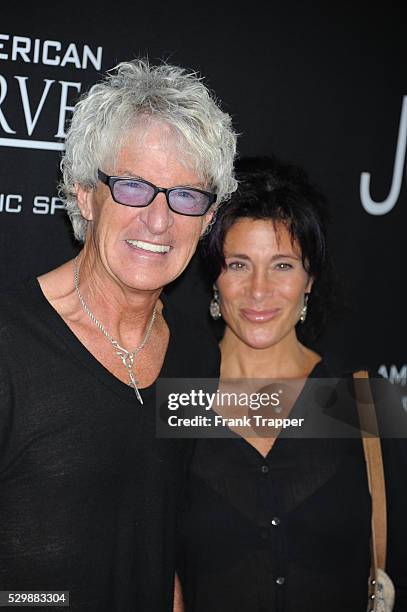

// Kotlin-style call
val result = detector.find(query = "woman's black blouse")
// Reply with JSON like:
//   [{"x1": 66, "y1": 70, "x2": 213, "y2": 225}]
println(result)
[{"x1": 177, "y1": 359, "x2": 407, "y2": 612}]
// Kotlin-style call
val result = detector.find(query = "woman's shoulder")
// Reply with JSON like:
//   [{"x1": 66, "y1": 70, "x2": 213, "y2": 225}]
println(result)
[
  {"x1": 310, "y1": 352, "x2": 387, "y2": 380},
  {"x1": 308, "y1": 353, "x2": 355, "y2": 378}
]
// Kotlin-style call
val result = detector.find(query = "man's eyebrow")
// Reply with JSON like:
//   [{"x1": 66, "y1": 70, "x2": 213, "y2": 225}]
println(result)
[{"x1": 115, "y1": 170, "x2": 204, "y2": 189}]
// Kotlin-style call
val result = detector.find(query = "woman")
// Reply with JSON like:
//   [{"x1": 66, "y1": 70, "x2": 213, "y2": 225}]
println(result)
[
  {"x1": 177, "y1": 156, "x2": 407, "y2": 611},
  {"x1": 0, "y1": 59, "x2": 237, "y2": 611}
]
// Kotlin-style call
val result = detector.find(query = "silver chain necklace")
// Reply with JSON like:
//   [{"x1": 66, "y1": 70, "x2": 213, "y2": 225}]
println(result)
[{"x1": 73, "y1": 257, "x2": 156, "y2": 405}]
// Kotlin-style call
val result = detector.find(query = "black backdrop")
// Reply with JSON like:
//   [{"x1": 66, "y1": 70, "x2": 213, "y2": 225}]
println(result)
[{"x1": 1, "y1": 1, "x2": 406, "y2": 400}]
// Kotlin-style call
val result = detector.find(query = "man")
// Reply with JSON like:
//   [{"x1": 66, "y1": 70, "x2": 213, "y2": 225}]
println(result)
[{"x1": 0, "y1": 58, "x2": 237, "y2": 611}]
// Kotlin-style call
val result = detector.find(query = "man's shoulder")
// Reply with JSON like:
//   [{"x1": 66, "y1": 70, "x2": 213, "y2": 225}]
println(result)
[
  {"x1": 0, "y1": 278, "x2": 39, "y2": 330},
  {"x1": 162, "y1": 292, "x2": 220, "y2": 378},
  {"x1": 163, "y1": 292, "x2": 218, "y2": 344}
]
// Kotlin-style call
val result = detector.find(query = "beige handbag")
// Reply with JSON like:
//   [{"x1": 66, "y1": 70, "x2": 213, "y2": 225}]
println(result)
[{"x1": 353, "y1": 371, "x2": 395, "y2": 612}]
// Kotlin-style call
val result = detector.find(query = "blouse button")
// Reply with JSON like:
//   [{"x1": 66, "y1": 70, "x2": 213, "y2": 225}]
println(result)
[
  {"x1": 261, "y1": 465, "x2": 269, "y2": 474},
  {"x1": 276, "y1": 576, "x2": 285, "y2": 586},
  {"x1": 271, "y1": 517, "x2": 280, "y2": 526}
]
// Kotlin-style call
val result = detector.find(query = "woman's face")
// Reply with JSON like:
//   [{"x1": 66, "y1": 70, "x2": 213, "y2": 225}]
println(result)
[
  {"x1": 76, "y1": 121, "x2": 212, "y2": 293},
  {"x1": 217, "y1": 218, "x2": 313, "y2": 350}
]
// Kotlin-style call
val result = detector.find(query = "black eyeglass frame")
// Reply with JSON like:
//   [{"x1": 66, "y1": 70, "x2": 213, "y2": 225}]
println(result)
[{"x1": 97, "y1": 169, "x2": 216, "y2": 217}]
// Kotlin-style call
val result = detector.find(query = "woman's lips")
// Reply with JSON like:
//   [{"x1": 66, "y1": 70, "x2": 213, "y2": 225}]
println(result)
[{"x1": 240, "y1": 308, "x2": 280, "y2": 322}]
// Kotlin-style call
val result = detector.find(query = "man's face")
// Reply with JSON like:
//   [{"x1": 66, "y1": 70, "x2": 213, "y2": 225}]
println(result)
[{"x1": 77, "y1": 122, "x2": 212, "y2": 293}]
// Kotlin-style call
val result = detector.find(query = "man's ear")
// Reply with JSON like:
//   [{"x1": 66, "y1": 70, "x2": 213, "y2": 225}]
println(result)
[
  {"x1": 200, "y1": 208, "x2": 215, "y2": 237},
  {"x1": 75, "y1": 184, "x2": 94, "y2": 221}
]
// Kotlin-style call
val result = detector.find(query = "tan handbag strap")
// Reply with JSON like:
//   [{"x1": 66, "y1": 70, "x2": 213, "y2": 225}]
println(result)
[{"x1": 353, "y1": 370, "x2": 387, "y2": 571}]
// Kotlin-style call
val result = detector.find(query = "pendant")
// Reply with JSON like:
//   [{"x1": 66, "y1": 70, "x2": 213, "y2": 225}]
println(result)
[
  {"x1": 116, "y1": 349, "x2": 143, "y2": 405},
  {"x1": 129, "y1": 369, "x2": 144, "y2": 405}
]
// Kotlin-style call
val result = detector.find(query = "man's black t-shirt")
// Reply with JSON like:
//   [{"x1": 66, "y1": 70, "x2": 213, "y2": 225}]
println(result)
[{"x1": 0, "y1": 278, "x2": 220, "y2": 611}]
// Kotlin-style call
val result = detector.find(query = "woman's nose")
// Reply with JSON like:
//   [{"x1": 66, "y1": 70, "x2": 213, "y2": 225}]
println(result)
[{"x1": 249, "y1": 270, "x2": 272, "y2": 301}]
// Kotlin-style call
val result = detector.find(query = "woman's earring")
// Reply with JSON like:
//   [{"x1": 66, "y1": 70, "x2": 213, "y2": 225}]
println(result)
[
  {"x1": 209, "y1": 286, "x2": 222, "y2": 320},
  {"x1": 299, "y1": 293, "x2": 309, "y2": 323}
]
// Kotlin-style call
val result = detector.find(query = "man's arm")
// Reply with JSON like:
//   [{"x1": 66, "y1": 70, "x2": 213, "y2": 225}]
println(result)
[{"x1": 173, "y1": 573, "x2": 184, "y2": 612}]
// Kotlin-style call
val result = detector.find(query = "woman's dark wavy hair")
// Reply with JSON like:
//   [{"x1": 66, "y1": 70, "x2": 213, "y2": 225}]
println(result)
[{"x1": 200, "y1": 155, "x2": 337, "y2": 346}]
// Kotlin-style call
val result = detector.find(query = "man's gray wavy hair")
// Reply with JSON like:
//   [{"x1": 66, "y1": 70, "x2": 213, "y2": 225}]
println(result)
[{"x1": 60, "y1": 58, "x2": 238, "y2": 242}]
